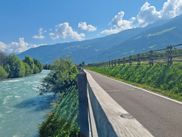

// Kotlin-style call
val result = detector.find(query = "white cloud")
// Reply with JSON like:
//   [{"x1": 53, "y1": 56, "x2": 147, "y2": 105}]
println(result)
[
  {"x1": 101, "y1": 11, "x2": 133, "y2": 35},
  {"x1": 161, "y1": 0, "x2": 182, "y2": 18},
  {"x1": 9, "y1": 38, "x2": 31, "y2": 53},
  {"x1": 0, "y1": 41, "x2": 7, "y2": 52},
  {"x1": 111, "y1": 11, "x2": 133, "y2": 29},
  {"x1": 134, "y1": 2, "x2": 161, "y2": 27},
  {"x1": 33, "y1": 28, "x2": 45, "y2": 39},
  {"x1": 49, "y1": 22, "x2": 85, "y2": 41},
  {"x1": 78, "y1": 22, "x2": 97, "y2": 32},
  {"x1": 0, "y1": 38, "x2": 37, "y2": 54},
  {"x1": 101, "y1": 0, "x2": 182, "y2": 35}
]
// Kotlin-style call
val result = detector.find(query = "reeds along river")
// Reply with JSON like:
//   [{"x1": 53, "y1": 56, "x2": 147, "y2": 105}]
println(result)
[{"x1": 0, "y1": 70, "x2": 54, "y2": 137}]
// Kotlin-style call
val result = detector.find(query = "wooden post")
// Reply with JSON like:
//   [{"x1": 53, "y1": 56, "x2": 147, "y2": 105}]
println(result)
[
  {"x1": 77, "y1": 70, "x2": 89, "y2": 137},
  {"x1": 167, "y1": 46, "x2": 173, "y2": 66},
  {"x1": 123, "y1": 57, "x2": 126, "y2": 65},
  {"x1": 137, "y1": 54, "x2": 141, "y2": 65},
  {"x1": 129, "y1": 56, "x2": 132, "y2": 65},
  {"x1": 149, "y1": 50, "x2": 154, "y2": 66},
  {"x1": 117, "y1": 59, "x2": 120, "y2": 66},
  {"x1": 115, "y1": 60, "x2": 117, "y2": 66}
]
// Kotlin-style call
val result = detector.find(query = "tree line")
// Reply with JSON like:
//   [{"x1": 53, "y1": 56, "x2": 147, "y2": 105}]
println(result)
[{"x1": 0, "y1": 52, "x2": 43, "y2": 80}]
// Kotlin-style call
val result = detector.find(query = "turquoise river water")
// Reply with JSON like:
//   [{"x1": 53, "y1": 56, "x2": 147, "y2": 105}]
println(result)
[{"x1": 0, "y1": 70, "x2": 53, "y2": 137}]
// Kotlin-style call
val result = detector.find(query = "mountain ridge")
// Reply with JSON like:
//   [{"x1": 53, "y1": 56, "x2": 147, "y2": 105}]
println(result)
[{"x1": 19, "y1": 15, "x2": 182, "y2": 64}]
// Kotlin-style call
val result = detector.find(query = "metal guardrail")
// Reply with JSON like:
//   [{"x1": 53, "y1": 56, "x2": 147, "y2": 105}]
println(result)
[{"x1": 88, "y1": 44, "x2": 182, "y2": 67}]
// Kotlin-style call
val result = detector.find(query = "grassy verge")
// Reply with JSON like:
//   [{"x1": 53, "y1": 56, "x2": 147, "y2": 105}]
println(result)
[
  {"x1": 39, "y1": 86, "x2": 79, "y2": 137},
  {"x1": 87, "y1": 63, "x2": 182, "y2": 102}
]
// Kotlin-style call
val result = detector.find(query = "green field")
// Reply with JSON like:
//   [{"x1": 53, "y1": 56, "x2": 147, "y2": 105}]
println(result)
[{"x1": 88, "y1": 63, "x2": 182, "y2": 101}]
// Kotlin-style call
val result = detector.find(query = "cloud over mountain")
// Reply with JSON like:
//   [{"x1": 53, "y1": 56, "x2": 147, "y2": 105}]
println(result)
[
  {"x1": 78, "y1": 22, "x2": 97, "y2": 32},
  {"x1": 33, "y1": 28, "x2": 45, "y2": 39},
  {"x1": 0, "y1": 38, "x2": 37, "y2": 54},
  {"x1": 102, "y1": 0, "x2": 182, "y2": 35},
  {"x1": 49, "y1": 22, "x2": 85, "y2": 41}
]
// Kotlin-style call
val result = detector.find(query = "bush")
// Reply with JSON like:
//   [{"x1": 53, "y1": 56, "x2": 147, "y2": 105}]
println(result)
[
  {"x1": 0, "y1": 66, "x2": 8, "y2": 80},
  {"x1": 40, "y1": 58, "x2": 78, "y2": 94},
  {"x1": 4, "y1": 55, "x2": 25, "y2": 78}
]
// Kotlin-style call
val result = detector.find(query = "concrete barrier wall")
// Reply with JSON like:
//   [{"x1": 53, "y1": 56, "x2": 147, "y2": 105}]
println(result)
[{"x1": 85, "y1": 70, "x2": 154, "y2": 137}]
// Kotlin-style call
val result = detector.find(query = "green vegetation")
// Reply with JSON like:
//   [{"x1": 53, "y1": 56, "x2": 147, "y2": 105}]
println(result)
[
  {"x1": 88, "y1": 63, "x2": 182, "y2": 101},
  {"x1": 40, "y1": 58, "x2": 79, "y2": 137},
  {"x1": 40, "y1": 87, "x2": 79, "y2": 137},
  {"x1": 41, "y1": 58, "x2": 78, "y2": 95},
  {"x1": 0, "y1": 66, "x2": 8, "y2": 80},
  {"x1": 0, "y1": 52, "x2": 43, "y2": 79}
]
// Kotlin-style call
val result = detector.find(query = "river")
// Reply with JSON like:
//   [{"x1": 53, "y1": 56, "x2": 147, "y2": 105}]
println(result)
[{"x1": 0, "y1": 70, "x2": 53, "y2": 137}]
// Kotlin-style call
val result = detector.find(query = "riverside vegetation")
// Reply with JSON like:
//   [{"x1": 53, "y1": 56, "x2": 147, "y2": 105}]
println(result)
[
  {"x1": 39, "y1": 58, "x2": 80, "y2": 137},
  {"x1": 88, "y1": 63, "x2": 182, "y2": 101},
  {"x1": 0, "y1": 52, "x2": 42, "y2": 80}
]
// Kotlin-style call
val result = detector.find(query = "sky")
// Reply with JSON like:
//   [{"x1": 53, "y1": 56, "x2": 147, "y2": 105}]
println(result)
[{"x1": 0, "y1": 0, "x2": 182, "y2": 53}]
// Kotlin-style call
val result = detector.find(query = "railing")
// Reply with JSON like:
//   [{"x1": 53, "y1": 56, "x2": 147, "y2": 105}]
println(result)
[
  {"x1": 88, "y1": 44, "x2": 182, "y2": 67},
  {"x1": 77, "y1": 70, "x2": 154, "y2": 137}
]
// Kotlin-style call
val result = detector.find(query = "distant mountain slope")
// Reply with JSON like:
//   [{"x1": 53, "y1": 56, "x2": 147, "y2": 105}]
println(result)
[
  {"x1": 19, "y1": 15, "x2": 182, "y2": 64},
  {"x1": 18, "y1": 28, "x2": 144, "y2": 64},
  {"x1": 100, "y1": 15, "x2": 182, "y2": 60}
]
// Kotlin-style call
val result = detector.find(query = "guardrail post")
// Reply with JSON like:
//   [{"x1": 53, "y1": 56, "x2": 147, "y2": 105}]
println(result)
[
  {"x1": 167, "y1": 46, "x2": 173, "y2": 66},
  {"x1": 77, "y1": 70, "x2": 89, "y2": 137}
]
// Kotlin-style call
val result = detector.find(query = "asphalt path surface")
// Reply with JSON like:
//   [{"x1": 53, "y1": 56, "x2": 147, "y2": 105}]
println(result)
[{"x1": 88, "y1": 70, "x2": 182, "y2": 137}]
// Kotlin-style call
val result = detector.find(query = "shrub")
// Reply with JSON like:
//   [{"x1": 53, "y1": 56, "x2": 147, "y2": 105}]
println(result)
[
  {"x1": 0, "y1": 66, "x2": 8, "y2": 80},
  {"x1": 4, "y1": 55, "x2": 25, "y2": 78},
  {"x1": 40, "y1": 58, "x2": 78, "y2": 94}
]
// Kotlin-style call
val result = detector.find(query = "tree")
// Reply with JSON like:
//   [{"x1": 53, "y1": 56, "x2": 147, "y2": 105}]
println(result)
[
  {"x1": 4, "y1": 55, "x2": 25, "y2": 78},
  {"x1": 33, "y1": 58, "x2": 43, "y2": 73},
  {"x1": 24, "y1": 62, "x2": 32, "y2": 76},
  {"x1": 0, "y1": 66, "x2": 8, "y2": 80},
  {"x1": 0, "y1": 52, "x2": 7, "y2": 66},
  {"x1": 40, "y1": 58, "x2": 78, "y2": 94},
  {"x1": 23, "y1": 56, "x2": 34, "y2": 73}
]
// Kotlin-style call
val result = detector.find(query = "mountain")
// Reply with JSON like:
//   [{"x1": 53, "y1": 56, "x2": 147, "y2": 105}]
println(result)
[
  {"x1": 19, "y1": 15, "x2": 182, "y2": 64},
  {"x1": 19, "y1": 28, "x2": 144, "y2": 64},
  {"x1": 100, "y1": 15, "x2": 182, "y2": 60}
]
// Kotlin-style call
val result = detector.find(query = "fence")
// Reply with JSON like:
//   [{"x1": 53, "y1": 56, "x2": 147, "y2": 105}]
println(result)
[{"x1": 88, "y1": 44, "x2": 182, "y2": 67}]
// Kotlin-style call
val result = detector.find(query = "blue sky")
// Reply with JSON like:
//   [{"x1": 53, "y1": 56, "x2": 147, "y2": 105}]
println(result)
[{"x1": 0, "y1": 0, "x2": 181, "y2": 53}]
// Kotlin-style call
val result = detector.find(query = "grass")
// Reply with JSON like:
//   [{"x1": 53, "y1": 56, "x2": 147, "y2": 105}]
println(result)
[{"x1": 87, "y1": 63, "x2": 182, "y2": 102}]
